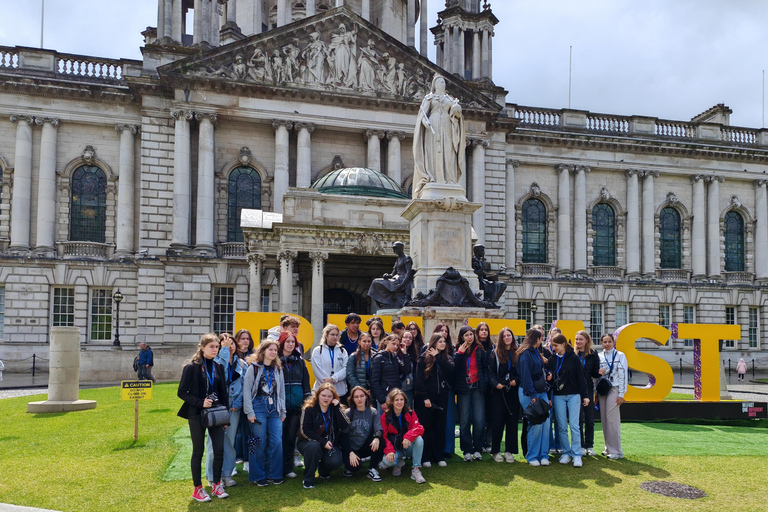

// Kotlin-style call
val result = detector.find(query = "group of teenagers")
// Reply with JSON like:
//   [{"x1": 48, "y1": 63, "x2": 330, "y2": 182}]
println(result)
[{"x1": 177, "y1": 313, "x2": 629, "y2": 502}]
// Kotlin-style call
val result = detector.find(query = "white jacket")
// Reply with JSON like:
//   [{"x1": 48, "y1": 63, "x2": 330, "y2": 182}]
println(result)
[
  {"x1": 598, "y1": 348, "x2": 628, "y2": 398},
  {"x1": 311, "y1": 343, "x2": 348, "y2": 396}
]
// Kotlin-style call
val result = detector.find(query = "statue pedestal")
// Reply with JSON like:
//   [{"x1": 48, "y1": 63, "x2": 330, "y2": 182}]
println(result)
[
  {"x1": 398, "y1": 306, "x2": 506, "y2": 341},
  {"x1": 401, "y1": 198, "x2": 481, "y2": 296},
  {"x1": 418, "y1": 182, "x2": 468, "y2": 201}
]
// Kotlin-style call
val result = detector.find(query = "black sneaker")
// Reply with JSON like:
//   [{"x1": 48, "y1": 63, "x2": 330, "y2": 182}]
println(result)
[
  {"x1": 367, "y1": 468, "x2": 382, "y2": 482},
  {"x1": 270, "y1": 479, "x2": 284, "y2": 485},
  {"x1": 343, "y1": 469, "x2": 353, "y2": 477},
  {"x1": 319, "y1": 473, "x2": 331, "y2": 480},
  {"x1": 303, "y1": 481, "x2": 315, "y2": 489},
  {"x1": 256, "y1": 479, "x2": 269, "y2": 487}
]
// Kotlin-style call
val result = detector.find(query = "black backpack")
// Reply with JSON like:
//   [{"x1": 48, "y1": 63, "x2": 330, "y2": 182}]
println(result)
[{"x1": 133, "y1": 356, "x2": 139, "y2": 372}]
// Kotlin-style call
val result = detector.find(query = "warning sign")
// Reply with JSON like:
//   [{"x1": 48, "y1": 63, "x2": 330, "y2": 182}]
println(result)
[{"x1": 121, "y1": 380, "x2": 153, "y2": 401}]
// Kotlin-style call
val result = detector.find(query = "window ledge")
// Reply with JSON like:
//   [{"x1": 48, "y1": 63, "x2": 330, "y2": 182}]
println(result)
[{"x1": 58, "y1": 241, "x2": 113, "y2": 260}]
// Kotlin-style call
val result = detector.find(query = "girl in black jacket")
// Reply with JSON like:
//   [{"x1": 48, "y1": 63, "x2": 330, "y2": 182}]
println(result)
[
  {"x1": 279, "y1": 331, "x2": 311, "y2": 479},
  {"x1": 297, "y1": 383, "x2": 350, "y2": 489},
  {"x1": 476, "y1": 321, "x2": 494, "y2": 453},
  {"x1": 370, "y1": 334, "x2": 407, "y2": 410},
  {"x1": 414, "y1": 332, "x2": 455, "y2": 467},
  {"x1": 487, "y1": 327, "x2": 519, "y2": 463},
  {"x1": 575, "y1": 330, "x2": 601, "y2": 456},
  {"x1": 453, "y1": 326, "x2": 488, "y2": 461},
  {"x1": 546, "y1": 334, "x2": 589, "y2": 468},
  {"x1": 178, "y1": 333, "x2": 230, "y2": 502}
]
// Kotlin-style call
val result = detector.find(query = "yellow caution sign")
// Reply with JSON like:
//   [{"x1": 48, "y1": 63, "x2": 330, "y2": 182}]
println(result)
[{"x1": 121, "y1": 380, "x2": 153, "y2": 401}]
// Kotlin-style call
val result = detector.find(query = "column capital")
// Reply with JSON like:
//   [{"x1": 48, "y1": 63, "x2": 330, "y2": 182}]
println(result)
[
  {"x1": 690, "y1": 173, "x2": 706, "y2": 184},
  {"x1": 640, "y1": 170, "x2": 659, "y2": 179},
  {"x1": 115, "y1": 124, "x2": 139, "y2": 135},
  {"x1": 754, "y1": 179, "x2": 768, "y2": 188},
  {"x1": 467, "y1": 137, "x2": 490, "y2": 148},
  {"x1": 625, "y1": 169, "x2": 641, "y2": 178},
  {"x1": 386, "y1": 131, "x2": 406, "y2": 141},
  {"x1": 247, "y1": 252, "x2": 267, "y2": 263},
  {"x1": 295, "y1": 122, "x2": 315, "y2": 133},
  {"x1": 308, "y1": 251, "x2": 329, "y2": 262},
  {"x1": 170, "y1": 108, "x2": 195, "y2": 121},
  {"x1": 10, "y1": 114, "x2": 35, "y2": 125},
  {"x1": 272, "y1": 119, "x2": 294, "y2": 131},
  {"x1": 195, "y1": 111, "x2": 218, "y2": 124},
  {"x1": 704, "y1": 174, "x2": 724, "y2": 183},
  {"x1": 506, "y1": 159, "x2": 520, "y2": 169},
  {"x1": 364, "y1": 129, "x2": 385, "y2": 141},
  {"x1": 555, "y1": 163, "x2": 573, "y2": 174},
  {"x1": 277, "y1": 250, "x2": 298, "y2": 261},
  {"x1": 571, "y1": 165, "x2": 591, "y2": 174},
  {"x1": 34, "y1": 117, "x2": 60, "y2": 128}
]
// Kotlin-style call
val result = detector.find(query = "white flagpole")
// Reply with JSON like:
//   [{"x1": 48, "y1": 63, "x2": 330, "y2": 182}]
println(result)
[{"x1": 40, "y1": 0, "x2": 45, "y2": 48}]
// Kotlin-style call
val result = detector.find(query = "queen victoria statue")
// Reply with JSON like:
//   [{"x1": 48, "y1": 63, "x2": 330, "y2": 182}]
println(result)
[{"x1": 412, "y1": 75, "x2": 466, "y2": 199}]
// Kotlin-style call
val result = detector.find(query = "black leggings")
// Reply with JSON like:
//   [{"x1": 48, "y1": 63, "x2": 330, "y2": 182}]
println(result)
[
  {"x1": 490, "y1": 388, "x2": 519, "y2": 454},
  {"x1": 579, "y1": 396, "x2": 595, "y2": 449},
  {"x1": 415, "y1": 400, "x2": 447, "y2": 464},
  {"x1": 343, "y1": 434, "x2": 384, "y2": 472},
  {"x1": 282, "y1": 409, "x2": 302, "y2": 475},
  {"x1": 189, "y1": 416, "x2": 225, "y2": 487}
]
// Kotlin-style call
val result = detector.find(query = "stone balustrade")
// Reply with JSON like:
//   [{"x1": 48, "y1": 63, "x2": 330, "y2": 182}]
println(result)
[
  {"x1": 219, "y1": 242, "x2": 246, "y2": 259},
  {"x1": 721, "y1": 126, "x2": 758, "y2": 145},
  {"x1": 0, "y1": 47, "x2": 18, "y2": 68},
  {"x1": 589, "y1": 266, "x2": 624, "y2": 280},
  {"x1": 58, "y1": 241, "x2": 112, "y2": 260},
  {"x1": 586, "y1": 114, "x2": 629, "y2": 134},
  {"x1": 724, "y1": 271, "x2": 755, "y2": 285},
  {"x1": 657, "y1": 269, "x2": 690, "y2": 283},
  {"x1": 56, "y1": 53, "x2": 123, "y2": 80},
  {"x1": 519, "y1": 263, "x2": 555, "y2": 278},
  {"x1": 654, "y1": 120, "x2": 695, "y2": 139},
  {"x1": 512, "y1": 106, "x2": 560, "y2": 127},
  {"x1": 0, "y1": 45, "x2": 140, "y2": 82}
]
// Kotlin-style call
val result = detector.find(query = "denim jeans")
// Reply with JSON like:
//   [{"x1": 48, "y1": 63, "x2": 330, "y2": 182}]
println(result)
[
  {"x1": 518, "y1": 389, "x2": 550, "y2": 462},
  {"x1": 205, "y1": 408, "x2": 241, "y2": 481},
  {"x1": 248, "y1": 396, "x2": 283, "y2": 481},
  {"x1": 382, "y1": 435, "x2": 423, "y2": 468},
  {"x1": 553, "y1": 394, "x2": 582, "y2": 457},
  {"x1": 457, "y1": 387, "x2": 485, "y2": 454}
]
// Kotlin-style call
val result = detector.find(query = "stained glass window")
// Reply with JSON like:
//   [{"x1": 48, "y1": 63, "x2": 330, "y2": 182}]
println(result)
[
  {"x1": 659, "y1": 207, "x2": 681, "y2": 269},
  {"x1": 70, "y1": 165, "x2": 107, "y2": 243},
  {"x1": 592, "y1": 203, "x2": 616, "y2": 266},
  {"x1": 724, "y1": 211, "x2": 744, "y2": 271},
  {"x1": 227, "y1": 167, "x2": 262, "y2": 243},
  {"x1": 522, "y1": 198, "x2": 546, "y2": 263}
]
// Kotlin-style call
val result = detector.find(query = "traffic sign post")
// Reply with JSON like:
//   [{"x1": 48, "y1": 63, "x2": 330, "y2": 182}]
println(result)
[{"x1": 121, "y1": 381, "x2": 152, "y2": 441}]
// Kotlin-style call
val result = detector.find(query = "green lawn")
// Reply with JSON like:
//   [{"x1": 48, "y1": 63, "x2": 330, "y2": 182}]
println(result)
[{"x1": 1, "y1": 384, "x2": 767, "y2": 512}]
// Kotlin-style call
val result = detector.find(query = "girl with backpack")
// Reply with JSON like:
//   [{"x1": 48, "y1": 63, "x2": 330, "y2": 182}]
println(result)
[
  {"x1": 279, "y1": 332, "x2": 311, "y2": 479},
  {"x1": 487, "y1": 327, "x2": 519, "y2": 463},
  {"x1": 414, "y1": 332, "x2": 454, "y2": 467}
]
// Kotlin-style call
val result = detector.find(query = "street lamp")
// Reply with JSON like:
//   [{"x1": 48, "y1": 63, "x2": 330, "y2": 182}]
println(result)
[
  {"x1": 113, "y1": 289, "x2": 123, "y2": 347},
  {"x1": 530, "y1": 302, "x2": 538, "y2": 325}
]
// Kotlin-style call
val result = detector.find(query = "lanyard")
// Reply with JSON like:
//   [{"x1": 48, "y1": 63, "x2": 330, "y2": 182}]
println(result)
[
  {"x1": 204, "y1": 361, "x2": 215, "y2": 389},
  {"x1": 605, "y1": 350, "x2": 617, "y2": 374},
  {"x1": 397, "y1": 413, "x2": 403, "y2": 431},
  {"x1": 466, "y1": 349, "x2": 473, "y2": 376},
  {"x1": 227, "y1": 357, "x2": 235, "y2": 385},
  {"x1": 579, "y1": 352, "x2": 586, "y2": 368},
  {"x1": 328, "y1": 347, "x2": 335, "y2": 372},
  {"x1": 364, "y1": 355, "x2": 370, "y2": 378},
  {"x1": 266, "y1": 366, "x2": 274, "y2": 394},
  {"x1": 321, "y1": 409, "x2": 329, "y2": 432},
  {"x1": 507, "y1": 360, "x2": 512, "y2": 373},
  {"x1": 556, "y1": 354, "x2": 564, "y2": 376}
]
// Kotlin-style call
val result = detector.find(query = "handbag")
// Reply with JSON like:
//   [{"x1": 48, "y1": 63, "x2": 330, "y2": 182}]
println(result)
[
  {"x1": 522, "y1": 398, "x2": 551, "y2": 426},
  {"x1": 596, "y1": 377, "x2": 612, "y2": 397},
  {"x1": 201, "y1": 404, "x2": 231, "y2": 428}
]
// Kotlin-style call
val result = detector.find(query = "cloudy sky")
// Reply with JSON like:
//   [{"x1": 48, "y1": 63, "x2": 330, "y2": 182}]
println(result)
[{"x1": 1, "y1": 0, "x2": 766, "y2": 128}]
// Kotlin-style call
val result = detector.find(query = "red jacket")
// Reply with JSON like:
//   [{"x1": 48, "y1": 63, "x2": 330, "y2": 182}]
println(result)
[{"x1": 380, "y1": 410, "x2": 425, "y2": 455}]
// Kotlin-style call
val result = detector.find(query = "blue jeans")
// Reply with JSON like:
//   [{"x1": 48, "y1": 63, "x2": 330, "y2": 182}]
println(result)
[
  {"x1": 205, "y1": 408, "x2": 241, "y2": 481},
  {"x1": 553, "y1": 394, "x2": 582, "y2": 457},
  {"x1": 518, "y1": 389, "x2": 550, "y2": 462},
  {"x1": 457, "y1": 387, "x2": 485, "y2": 454},
  {"x1": 248, "y1": 396, "x2": 283, "y2": 481},
  {"x1": 444, "y1": 387, "x2": 456, "y2": 455},
  {"x1": 382, "y1": 436, "x2": 424, "y2": 468}
]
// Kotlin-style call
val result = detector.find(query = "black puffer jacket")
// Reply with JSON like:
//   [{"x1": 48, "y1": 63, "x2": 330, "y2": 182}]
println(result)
[
  {"x1": 370, "y1": 350, "x2": 406, "y2": 406},
  {"x1": 577, "y1": 350, "x2": 601, "y2": 397},
  {"x1": 414, "y1": 353, "x2": 455, "y2": 408}
]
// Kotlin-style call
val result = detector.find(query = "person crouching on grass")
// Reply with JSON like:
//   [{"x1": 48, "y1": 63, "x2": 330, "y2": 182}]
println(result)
[
  {"x1": 381, "y1": 388, "x2": 427, "y2": 483},
  {"x1": 243, "y1": 340, "x2": 286, "y2": 487},
  {"x1": 344, "y1": 386, "x2": 385, "y2": 481},
  {"x1": 297, "y1": 383, "x2": 351, "y2": 489},
  {"x1": 177, "y1": 333, "x2": 230, "y2": 502}
]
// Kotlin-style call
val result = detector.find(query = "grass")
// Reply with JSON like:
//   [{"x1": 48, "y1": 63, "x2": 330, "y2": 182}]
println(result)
[{"x1": 1, "y1": 384, "x2": 768, "y2": 512}]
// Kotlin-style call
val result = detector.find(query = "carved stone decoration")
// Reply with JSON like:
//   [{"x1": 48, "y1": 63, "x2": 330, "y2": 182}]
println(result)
[
  {"x1": 405, "y1": 267, "x2": 499, "y2": 309},
  {"x1": 530, "y1": 182, "x2": 541, "y2": 197},
  {"x1": 600, "y1": 187, "x2": 611, "y2": 201},
  {"x1": 331, "y1": 155, "x2": 345, "y2": 170},
  {"x1": 239, "y1": 147, "x2": 252, "y2": 165},
  {"x1": 730, "y1": 195, "x2": 741, "y2": 208},
  {"x1": 353, "y1": 233, "x2": 383, "y2": 255},
  {"x1": 82, "y1": 145, "x2": 96, "y2": 163},
  {"x1": 666, "y1": 192, "x2": 678, "y2": 205}
]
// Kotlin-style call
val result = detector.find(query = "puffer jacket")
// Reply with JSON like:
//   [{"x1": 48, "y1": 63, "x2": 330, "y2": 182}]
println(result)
[
  {"x1": 453, "y1": 344, "x2": 488, "y2": 395},
  {"x1": 414, "y1": 353, "x2": 454, "y2": 408},
  {"x1": 380, "y1": 410, "x2": 425, "y2": 455},
  {"x1": 281, "y1": 351, "x2": 311, "y2": 411},
  {"x1": 346, "y1": 350, "x2": 375, "y2": 390},
  {"x1": 370, "y1": 350, "x2": 406, "y2": 406},
  {"x1": 215, "y1": 346, "x2": 247, "y2": 410}
]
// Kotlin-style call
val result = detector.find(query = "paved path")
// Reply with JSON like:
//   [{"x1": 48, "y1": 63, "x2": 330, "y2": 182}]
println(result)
[{"x1": 0, "y1": 504, "x2": 60, "y2": 512}]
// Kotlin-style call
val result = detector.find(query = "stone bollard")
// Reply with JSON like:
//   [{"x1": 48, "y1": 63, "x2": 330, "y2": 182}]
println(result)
[{"x1": 28, "y1": 327, "x2": 97, "y2": 413}]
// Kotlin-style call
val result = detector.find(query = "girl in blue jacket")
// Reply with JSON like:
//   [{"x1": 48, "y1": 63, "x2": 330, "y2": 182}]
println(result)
[{"x1": 515, "y1": 328, "x2": 551, "y2": 466}]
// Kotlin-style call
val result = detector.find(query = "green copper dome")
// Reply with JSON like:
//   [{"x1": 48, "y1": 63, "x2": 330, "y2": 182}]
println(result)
[{"x1": 311, "y1": 167, "x2": 409, "y2": 199}]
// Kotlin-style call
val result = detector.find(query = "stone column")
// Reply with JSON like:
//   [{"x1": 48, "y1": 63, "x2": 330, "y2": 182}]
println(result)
[
  {"x1": 488, "y1": 30, "x2": 493, "y2": 78},
  {"x1": 436, "y1": 41, "x2": 443, "y2": 70},
  {"x1": 295, "y1": 122, "x2": 314, "y2": 188},
  {"x1": 481, "y1": 29, "x2": 489, "y2": 78},
  {"x1": 572, "y1": 165, "x2": 590, "y2": 273},
  {"x1": 407, "y1": 0, "x2": 416, "y2": 48},
  {"x1": 472, "y1": 30, "x2": 481, "y2": 80},
  {"x1": 309, "y1": 252, "x2": 328, "y2": 344},
  {"x1": 277, "y1": 0, "x2": 289, "y2": 26},
  {"x1": 115, "y1": 124, "x2": 138, "y2": 258},
  {"x1": 164, "y1": 0, "x2": 173, "y2": 39},
  {"x1": 457, "y1": 26, "x2": 465, "y2": 77},
  {"x1": 306, "y1": 0, "x2": 315, "y2": 16},
  {"x1": 505, "y1": 159, "x2": 519, "y2": 272},
  {"x1": 272, "y1": 120, "x2": 292, "y2": 214},
  {"x1": 253, "y1": 0, "x2": 264, "y2": 33},
  {"x1": 365, "y1": 130, "x2": 384, "y2": 172},
  {"x1": 226, "y1": 0, "x2": 237, "y2": 24},
  {"x1": 386, "y1": 132, "x2": 405, "y2": 187},
  {"x1": 248, "y1": 253, "x2": 265, "y2": 311},
  {"x1": 34, "y1": 118, "x2": 59, "y2": 257},
  {"x1": 443, "y1": 27, "x2": 453, "y2": 74},
  {"x1": 157, "y1": 0, "x2": 165, "y2": 40},
  {"x1": 195, "y1": 112, "x2": 217, "y2": 256},
  {"x1": 625, "y1": 170, "x2": 640, "y2": 276},
  {"x1": 278, "y1": 250, "x2": 297, "y2": 313},
  {"x1": 362, "y1": 0, "x2": 370, "y2": 20},
  {"x1": 691, "y1": 174, "x2": 707, "y2": 278},
  {"x1": 470, "y1": 139, "x2": 488, "y2": 245},
  {"x1": 755, "y1": 180, "x2": 768, "y2": 280},
  {"x1": 556, "y1": 164, "x2": 572, "y2": 275},
  {"x1": 209, "y1": 1, "x2": 221, "y2": 46},
  {"x1": 707, "y1": 175, "x2": 723, "y2": 277},
  {"x1": 171, "y1": 0, "x2": 183, "y2": 42},
  {"x1": 419, "y1": 0, "x2": 428, "y2": 57},
  {"x1": 202, "y1": 0, "x2": 213, "y2": 43},
  {"x1": 171, "y1": 109, "x2": 193, "y2": 250},
  {"x1": 193, "y1": 0, "x2": 204, "y2": 44},
  {"x1": 9, "y1": 115, "x2": 34, "y2": 253},
  {"x1": 641, "y1": 170, "x2": 658, "y2": 276}
]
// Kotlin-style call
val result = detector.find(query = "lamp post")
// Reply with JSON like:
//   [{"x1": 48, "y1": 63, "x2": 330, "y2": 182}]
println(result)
[
  {"x1": 530, "y1": 302, "x2": 538, "y2": 326},
  {"x1": 113, "y1": 289, "x2": 123, "y2": 347}
]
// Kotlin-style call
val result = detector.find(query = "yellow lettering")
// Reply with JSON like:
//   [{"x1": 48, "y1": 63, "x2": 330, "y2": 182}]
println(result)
[
  {"x1": 674, "y1": 323, "x2": 740, "y2": 401},
  {"x1": 614, "y1": 322, "x2": 673, "y2": 402}
]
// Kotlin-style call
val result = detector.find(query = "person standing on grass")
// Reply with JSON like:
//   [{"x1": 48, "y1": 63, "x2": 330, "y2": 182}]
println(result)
[
  {"x1": 343, "y1": 386, "x2": 384, "y2": 481},
  {"x1": 547, "y1": 334, "x2": 588, "y2": 468},
  {"x1": 414, "y1": 332, "x2": 454, "y2": 468},
  {"x1": 737, "y1": 358, "x2": 747, "y2": 383},
  {"x1": 575, "y1": 330, "x2": 600, "y2": 456},
  {"x1": 243, "y1": 340, "x2": 286, "y2": 486},
  {"x1": 137, "y1": 341, "x2": 156, "y2": 383},
  {"x1": 380, "y1": 388, "x2": 426, "y2": 483},
  {"x1": 454, "y1": 325, "x2": 487, "y2": 462},
  {"x1": 597, "y1": 333, "x2": 628, "y2": 460},
  {"x1": 297, "y1": 383, "x2": 351, "y2": 489},
  {"x1": 475, "y1": 321, "x2": 494, "y2": 454},
  {"x1": 233, "y1": 328, "x2": 256, "y2": 472},
  {"x1": 279, "y1": 332, "x2": 311, "y2": 479},
  {"x1": 516, "y1": 328, "x2": 551, "y2": 466},
  {"x1": 399, "y1": 330, "x2": 418, "y2": 406},
  {"x1": 312, "y1": 324, "x2": 349, "y2": 402},
  {"x1": 487, "y1": 327, "x2": 519, "y2": 464},
  {"x1": 370, "y1": 334, "x2": 407, "y2": 411},
  {"x1": 177, "y1": 333, "x2": 230, "y2": 502}
]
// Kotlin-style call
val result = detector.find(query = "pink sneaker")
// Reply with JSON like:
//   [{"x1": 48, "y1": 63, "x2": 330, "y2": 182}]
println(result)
[
  {"x1": 192, "y1": 485, "x2": 211, "y2": 502},
  {"x1": 211, "y1": 482, "x2": 229, "y2": 499}
]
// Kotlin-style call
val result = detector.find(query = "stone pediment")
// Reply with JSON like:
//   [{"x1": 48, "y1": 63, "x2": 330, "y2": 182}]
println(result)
[{"x1": 158, "y1": 6, "x2": 499, "y2": 110}]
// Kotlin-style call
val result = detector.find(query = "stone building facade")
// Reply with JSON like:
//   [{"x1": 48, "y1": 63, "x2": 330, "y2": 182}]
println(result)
[{"x1": 0, "y1": 0, "x2": 766, "y2": 381}]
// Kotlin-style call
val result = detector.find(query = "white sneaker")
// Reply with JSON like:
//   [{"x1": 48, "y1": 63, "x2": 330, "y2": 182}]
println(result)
[
  {"x1": 472, "y1": 452, "x2": 482, "y2": 461},
  {"x1": 231, "y1": 468, "x2": 237, "y2": 476},
  {"x1": 222, "y1": 477, "x2": 237, "y2": 487},
  {"x1": 573, "y1": 456, "x2": 583, "y2": 468},
  {"x1": 422, "y1": 461, "x2": 432, "y2": 468},
  {"x1": 493, "y1": 453, "x2": 504, "y2": 463},
  {"x1": 580, "y1": 448, "x2": 587, "y2": 456},
  {"x1": 586, "y1": 448, "x2": 596, "y2": 456},
  {"x1": 559, "y1": 454, "x2": 572, "y2": 465},
  {"x1": 392, "y1": 459, "x2": 405, "y2": 476},
  {"x1": 242, "y1": 462, "x2": 249, "y2": 473},
  {"x1": 455, "y1": 428, "x2": 461, "y2": 438},
  {"x1": 286, "y1": 472, "x2": 297, "y2": 478},
  {"x1": 528, "y1": 460, "x2": 541, "y2": 467},
  {"x1": 411, "y1": 468, "x2": 426, "y2": 484},
  {"x1": 463, "y1": 453, "x2": 472, "y2": 462},
  {"x1": 539, "y1": 458, "x2": 550, "y2": 466},
  {"x1": 438, "y1": 460, "x2": 447, "y2": 467},
  {"x1": 294, "y1": 456, "x2": 304, "y2": 468},
  {"x1": 504, "y1": 452, "x2": 515, "y2": 463}
]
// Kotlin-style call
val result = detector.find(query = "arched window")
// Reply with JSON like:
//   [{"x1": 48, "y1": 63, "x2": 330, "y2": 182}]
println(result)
[
  {"x1": 227, "y1": 166, "x2": 262, "y2": 243},
  {"x1": 659, "y1": 207, "x2": 681, "y2": 269},
  {"x1": 592, "y1": 203, "x2": 616, "y2": 266},
  {"x1": 70, "y1": 165, "x2": 107, "y2": 243},
  {"x1": 724, "y1": 211, "x2": 745, "y2": 272},
  {"x1": 522, "y1": 198, "x2": 547, "y2": 263}
]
